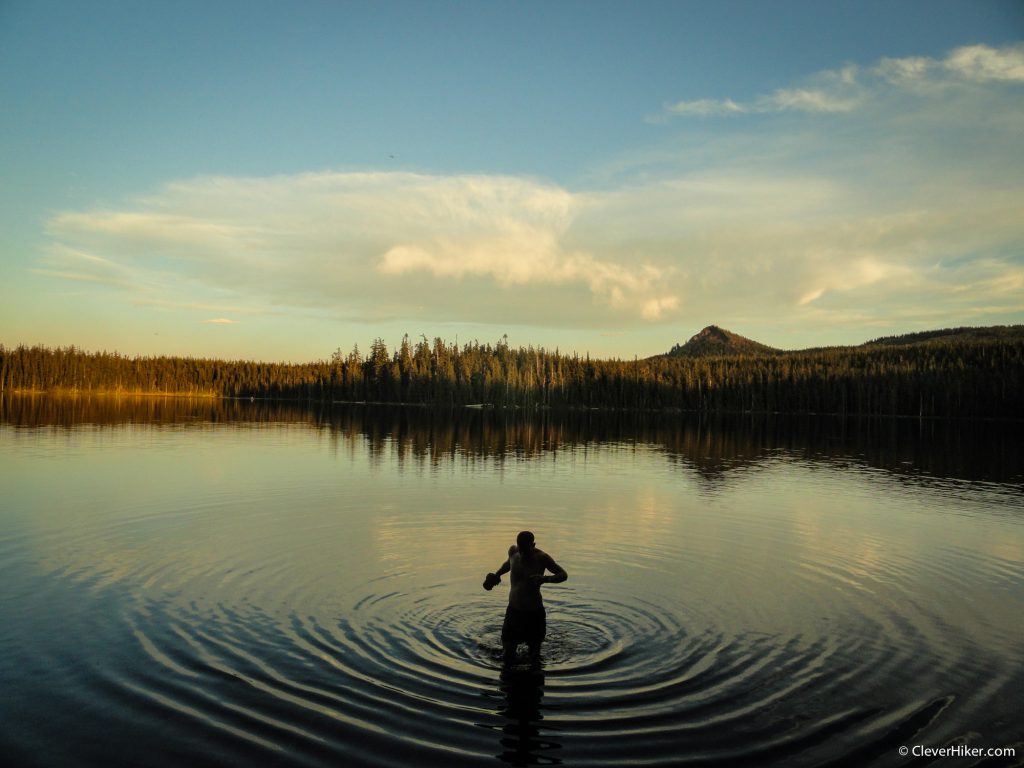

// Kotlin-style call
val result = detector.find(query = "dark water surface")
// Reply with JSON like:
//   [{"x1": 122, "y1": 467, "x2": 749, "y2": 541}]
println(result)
[{"x1": 2, "y1": 395, "x2": 1022, "y2": 767}]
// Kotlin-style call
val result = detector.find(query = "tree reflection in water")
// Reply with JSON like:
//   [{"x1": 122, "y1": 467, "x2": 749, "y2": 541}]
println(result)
[{"x1": 3, "y1": 393, "x2": 1020, "y2": 485}]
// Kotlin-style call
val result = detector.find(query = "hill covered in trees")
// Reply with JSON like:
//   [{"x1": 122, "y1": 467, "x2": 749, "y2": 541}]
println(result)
[
  {"x1": 2, "y1": 325, "x2": 1022, "y2": 419},
  {"x1": 663, "y1": 324, "x2": 1024, "y2": 356},
  {"x1": 861, "y1": 325, "x2": 1024, "y2": 347}
]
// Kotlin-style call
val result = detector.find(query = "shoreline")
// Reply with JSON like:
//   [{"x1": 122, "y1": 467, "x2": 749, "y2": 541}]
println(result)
[
  {"x1": 4, "y1": 387, "x2": 219, "y2": 399},
  {"x1": 3, "y1": 389, "x2": 1022, "y2": 423}
]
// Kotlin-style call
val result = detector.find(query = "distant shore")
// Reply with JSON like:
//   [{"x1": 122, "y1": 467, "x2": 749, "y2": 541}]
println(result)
[
  {"x1": 5, "y1": 387, "x2": 219, "y2": 399},
  {"x1": 4, "y1": 332, "x2": 1023, "y2": 419},
  {"x1": 6, "y1": 389, "x2": 1024, "y2": 423}
]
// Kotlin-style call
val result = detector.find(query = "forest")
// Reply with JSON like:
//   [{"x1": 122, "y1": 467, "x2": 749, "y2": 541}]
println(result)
[{"x1": 2, "y1": 331, "x2": 1022, "y2": 419}]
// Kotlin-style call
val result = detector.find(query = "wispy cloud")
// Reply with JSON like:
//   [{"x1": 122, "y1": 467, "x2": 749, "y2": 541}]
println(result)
[
  {"x1": 656, "y1": 43, "x2": 1024, "y2": 121},
  {"x1": 761, "y1": 86, "x2": 861, "y2": 113},
  {"x1": 31, "y1": 244, "x2": 140, "y2": 290},
  {"x1": 943, "y1": 44, "x2": 1024, "y2": 82},
  {"x1": 662, "y1": 98, "x2": 746, "y2": 117},
  {"x1": 203, "y1": 318, "x2": 238, "y2": 325}
]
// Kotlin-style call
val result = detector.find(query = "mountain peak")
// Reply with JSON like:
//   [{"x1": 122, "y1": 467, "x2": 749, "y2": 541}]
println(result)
[
  {"x1": 666, "y1": 326, "x2": 778, "y2": 357},
  {"x1": 693, "y1": 325, "x2": 731, "y2": 342}
]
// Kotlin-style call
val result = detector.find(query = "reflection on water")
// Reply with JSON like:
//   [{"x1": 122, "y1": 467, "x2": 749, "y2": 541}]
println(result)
[
  {"x1": 1, "y1": 394, "x2": 1022, "y2": 767},
  {"x1": 492, "y1": 669, "x2": 559, "y2": 767},
  {"x1": 3, "y1": 393, "x2": 1022, "y2": 485}
]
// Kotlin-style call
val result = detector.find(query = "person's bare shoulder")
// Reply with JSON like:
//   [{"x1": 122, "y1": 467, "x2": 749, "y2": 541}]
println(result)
[
  {"x1": 540, "y1": 550, "x2": 565, "y2": 572},
  {"x1": 508, "y1": 544, "x2": 518, "y2": 557},
  {"x1": 537, "y1": 548, "x2": 553, "y2": 563}
]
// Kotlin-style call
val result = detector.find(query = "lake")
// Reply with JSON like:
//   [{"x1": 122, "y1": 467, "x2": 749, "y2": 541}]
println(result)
[{"x1": 1, "y1": 395, "x2": 1022, "y2": 767}]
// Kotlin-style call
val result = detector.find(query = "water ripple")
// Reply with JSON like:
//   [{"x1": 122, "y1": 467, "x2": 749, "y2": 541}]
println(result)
[{"x1": 2, "y1": 424, "x2": 1023, "y2": 767}]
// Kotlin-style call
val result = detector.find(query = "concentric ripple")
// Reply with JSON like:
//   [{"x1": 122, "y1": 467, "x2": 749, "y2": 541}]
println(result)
[
  {"x1": 1, "y1": 420, "x2": 1023, "y2": 767},
  {"x1": 109, "y1": 558, "x2": 1022, "y2": 767}
]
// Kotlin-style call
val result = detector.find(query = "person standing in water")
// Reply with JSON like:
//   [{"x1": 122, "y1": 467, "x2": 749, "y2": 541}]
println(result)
[{"x1": 483, "y1": 531, "x2": 567, "y2": 663}]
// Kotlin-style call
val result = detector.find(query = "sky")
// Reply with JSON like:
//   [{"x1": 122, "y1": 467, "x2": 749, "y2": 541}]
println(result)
[{"x1": 1, "y1": 0, "x2": 1022, "y2": 362}]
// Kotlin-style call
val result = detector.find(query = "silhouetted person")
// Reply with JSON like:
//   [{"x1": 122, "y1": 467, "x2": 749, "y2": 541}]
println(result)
[{"x1": 484, "y1": 531, "x2": 567, "y2": 664}]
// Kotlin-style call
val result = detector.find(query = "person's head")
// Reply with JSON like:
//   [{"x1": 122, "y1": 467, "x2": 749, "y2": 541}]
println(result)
[{"x1": 517, "y1": 531, "x2": 536, "y2": 555}]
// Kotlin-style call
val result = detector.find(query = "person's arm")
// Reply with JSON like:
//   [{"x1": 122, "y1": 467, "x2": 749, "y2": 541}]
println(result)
[
  {"x1": 484, "y1": 546, "x2": 516, "y2": 590},
  {"x1": 495, "y1": 545, "x2": 516, "y2": 577},
  {"x1": 538, "y1": 553, "x2": 567, "y2": 584}
]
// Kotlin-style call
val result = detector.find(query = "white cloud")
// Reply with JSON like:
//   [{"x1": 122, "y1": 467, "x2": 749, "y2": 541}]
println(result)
[
  {"x1": 874, "y1": 55, "x2": 932, "y2": 84},
  {"x1": 761, "y1": 63, "x2": 865, "y2": 113},
  {"x1": 203, "y1": 318, "x2": 238, "y2": 324},
  {"x1": 43, "y1": 172, "x2": 679, "y2": 327},
  {"x1": 759, "y1": 87, "x2": 861, "y2": 113},
  {"x1": 658, "y1": 43, "x2": 1024, "y2": 121},
  {"x1": 797, "y1": 256, "x2": 915, "y2": 306},
  {"x1": 641, "y1": 296, "x2": 680, "y2": 320},
  {"x1": 661, "y1": 98, "x2": 747, "y2": 117},
  {"x1": 659, "y1": 87, "x2": 859, "y2": 119},
  {"x1": 944, "y1": 43, "x2": 1024, "y2": 82}
]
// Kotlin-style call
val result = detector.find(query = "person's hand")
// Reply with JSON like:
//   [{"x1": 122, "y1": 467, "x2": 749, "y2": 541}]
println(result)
[
  {"x1": 529, "y1": 574, "x2": 547, "y2": 586},
  {"x1": 483, "y1": 572, "x2": 501, "y2": 591}
]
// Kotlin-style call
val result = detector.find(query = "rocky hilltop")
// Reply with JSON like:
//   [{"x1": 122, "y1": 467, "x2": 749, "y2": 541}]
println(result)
[{"x1": 665, "y1": 325, "x2": 780, "y2": 358}]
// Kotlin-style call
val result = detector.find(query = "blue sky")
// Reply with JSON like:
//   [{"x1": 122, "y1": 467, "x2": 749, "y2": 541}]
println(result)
[{"x1": 2, "y1": 1, "x2": 1022, "y2": 361}]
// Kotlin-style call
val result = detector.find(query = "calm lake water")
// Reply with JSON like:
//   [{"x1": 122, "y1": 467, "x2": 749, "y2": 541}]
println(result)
[{"x1": 1, "y1": 396, "x2": 1022, "y2": 767}]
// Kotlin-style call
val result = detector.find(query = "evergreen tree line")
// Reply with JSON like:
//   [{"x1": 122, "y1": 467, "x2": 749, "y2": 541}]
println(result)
[{"x1": 2, "y1": 334, "x2": 1022, "y2": 419}]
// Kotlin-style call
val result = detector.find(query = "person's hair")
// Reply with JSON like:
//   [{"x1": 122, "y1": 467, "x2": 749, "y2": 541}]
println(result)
[{"x1": 517, "y1": 531, "x2": 535, "y2": 549}]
